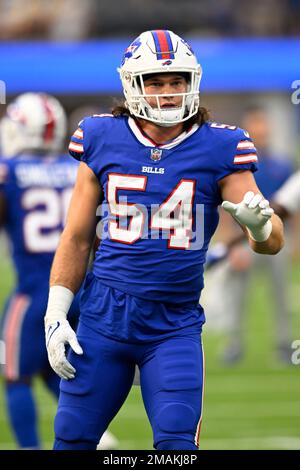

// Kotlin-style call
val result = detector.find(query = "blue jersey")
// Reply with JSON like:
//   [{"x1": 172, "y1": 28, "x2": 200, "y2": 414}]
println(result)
[
  {"x1": 0, "y1": 154, "x2": 78, "y2": 292},
  {"x1": 254, "y1": 151, "x2": 293, "y2": 200},
  {"x1": 69, "y1": 115, "x2": 258, "y2": 305}
]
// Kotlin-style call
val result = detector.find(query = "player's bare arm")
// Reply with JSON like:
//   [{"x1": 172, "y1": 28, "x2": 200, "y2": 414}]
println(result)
[
  {"x1": 50, "y1": 161, "x2": 101, "y2": 292},
  {"x1": 219, "y1": 170, "x2": 284, "y2": 255}
]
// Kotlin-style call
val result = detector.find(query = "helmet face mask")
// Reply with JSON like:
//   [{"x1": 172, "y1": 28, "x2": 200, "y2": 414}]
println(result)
[
  {"x1": 119, "y1": 30, "x2": 202, "y2": 127},
  {"x1": 0, "y1": 93, "x2": 66, "y2": 158}
]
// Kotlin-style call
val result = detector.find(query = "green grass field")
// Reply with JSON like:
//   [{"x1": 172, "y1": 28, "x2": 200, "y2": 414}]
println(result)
[{"x1": 0, "y1": 251, "x2": 300, "y2": 450}]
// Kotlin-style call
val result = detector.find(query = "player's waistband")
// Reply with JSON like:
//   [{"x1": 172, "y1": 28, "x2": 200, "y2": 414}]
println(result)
[{"x1": 79, "y1": 272, "x2": 205, "y2": 343}]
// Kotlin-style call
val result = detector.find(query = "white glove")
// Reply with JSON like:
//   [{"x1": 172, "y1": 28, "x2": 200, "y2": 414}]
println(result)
[
  {"x1": 45, "y1": 286, "x2": 83, "y2": 380},
  {"x1": 222, "y1": 191, "x2": 274, "y2": 242},
  {"x1": 45, "y1": 319, "x2": 83, "y2": 380}
]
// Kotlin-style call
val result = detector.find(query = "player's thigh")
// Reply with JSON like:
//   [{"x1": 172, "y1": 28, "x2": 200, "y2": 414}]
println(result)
[
  {"x1": 140, "y1": 334, "x2": 204, "y2": 448},
  {"x1": 55, "y1": 321, "x2": 135, "y2": 443},
  {"x1": 1, "y1": 292, "x2": 48, "y2": 380}
]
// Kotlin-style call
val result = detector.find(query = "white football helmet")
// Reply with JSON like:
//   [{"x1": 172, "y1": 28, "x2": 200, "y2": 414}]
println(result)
[
  {"x1": 0, "y1": 92, "x2": 67, "y2": 158},
  {"x1": 118, "y1": 30, "x2": 202, "y2": 127}
]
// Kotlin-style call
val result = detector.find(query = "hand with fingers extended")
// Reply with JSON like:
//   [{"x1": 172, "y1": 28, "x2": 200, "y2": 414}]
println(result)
[{"x1": 222, "y1": 191, "x2": 274, "y2": 242}]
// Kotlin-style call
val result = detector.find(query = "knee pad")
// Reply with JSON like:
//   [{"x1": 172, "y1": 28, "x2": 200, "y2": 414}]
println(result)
[
  {"x1": 156, "y1": 439, "x2": 198, "y2": 450},
  {"x1": 54, "y1": 407, "x2": 101, "y2": 444},
  {"x1": 157, "y1": 403, "x2": 196, "y2": 434}
]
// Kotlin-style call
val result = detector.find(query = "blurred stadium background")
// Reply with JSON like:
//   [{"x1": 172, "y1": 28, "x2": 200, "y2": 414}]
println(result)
[{"x1": 0, "y1": 0, "x2": 300, "y2": 450}]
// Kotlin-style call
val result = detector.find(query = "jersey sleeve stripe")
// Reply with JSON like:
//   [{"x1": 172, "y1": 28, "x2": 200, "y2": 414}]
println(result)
[
  {"x1": 234, "y1": 154, "x2": 258, "y2": 164},
  {"x1": 69, "y1": 141, "x2": 84, "y2": 153},
  {"x1": 234, "y1": 159, "x2": 258, "y2": 165},
  {"x1": 237, "y1": 140, "x2": 256, "y2": 150},
  {"x1": 73, "y1": 129, "x2": 83, "y2": 139}
]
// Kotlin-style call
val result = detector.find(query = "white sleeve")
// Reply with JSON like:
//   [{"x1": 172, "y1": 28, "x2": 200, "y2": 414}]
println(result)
[{"x1": 273, "y1": 170, "x2": 300, "y2": 215}]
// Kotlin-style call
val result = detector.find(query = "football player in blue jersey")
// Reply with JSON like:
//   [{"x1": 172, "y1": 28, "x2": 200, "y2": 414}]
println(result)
[
  {"x1": 0, "y1": 93, "x2": 117, "y2": 450},
  {"x1": 44, "y1": 30, "x2": 284, "y2": 450},
  {"x1": 0, "y1": 92, "x2": 79, "y2": 449}
]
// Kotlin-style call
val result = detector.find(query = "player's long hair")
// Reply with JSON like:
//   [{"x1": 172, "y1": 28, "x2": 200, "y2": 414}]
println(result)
[{"x1": 111, "y1": 103, "x2": 211, "y2": 130}]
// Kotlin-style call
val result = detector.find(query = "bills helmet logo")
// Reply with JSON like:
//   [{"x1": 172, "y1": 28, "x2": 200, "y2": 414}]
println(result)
[
  {"x1": 121, "y1": 37, "x2": 142, "y2": 65},
  {"x1": 150, "y1": 148, "x2": 162, "y2": 162},
  {"x1": 162, "y1": 60, "x2": 173, "y2": 66}
]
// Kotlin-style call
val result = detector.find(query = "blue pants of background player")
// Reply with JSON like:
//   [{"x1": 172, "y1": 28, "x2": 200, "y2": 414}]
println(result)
[{"x1": 54, "y1": 280, "x2": 205, "y2": 450}]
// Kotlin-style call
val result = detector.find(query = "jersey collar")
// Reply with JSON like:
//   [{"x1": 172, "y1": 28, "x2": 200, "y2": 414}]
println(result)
[{"x1": 128, "y1": 117, "x2": 199, "y2": 150}]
